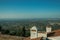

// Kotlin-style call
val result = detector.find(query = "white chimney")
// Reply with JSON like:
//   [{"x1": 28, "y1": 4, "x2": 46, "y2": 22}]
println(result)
[
  {"x1": 46, "y1": 25, "x2": 52, "y2": 33},
  {"x1": 30, "y1": 26, "x2": 38, "y2": 39}
]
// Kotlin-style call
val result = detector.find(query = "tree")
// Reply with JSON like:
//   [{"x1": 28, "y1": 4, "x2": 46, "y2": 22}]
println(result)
[
  {"x1": 25, "y1": 30, "x2": 30, "y2": 37},
  {"x1": 1, "y1": 29, "x2": 10, "y2": 34},
  {"x1": 22, "y1": 26, "x2": 26, "y2": 37},
  {"x1": 5, "y1": 30, "x2": 10, "y2": 34},
  {"x1": 0, "y1": 25, "x2": 2, "y2": 31},
  {"x1": 9, "y1": 31, "x2": 16, "y2": 35}
]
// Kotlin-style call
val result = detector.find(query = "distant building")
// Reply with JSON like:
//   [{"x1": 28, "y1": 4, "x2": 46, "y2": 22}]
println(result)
[{"x1": 30, "y1": 25, "x2": 60, "y2": 40}]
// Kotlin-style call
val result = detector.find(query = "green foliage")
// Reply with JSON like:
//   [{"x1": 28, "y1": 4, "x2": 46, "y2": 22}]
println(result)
[
  {"x1": 25, "y1": 30, "x2": 30, "y2": 37},
  {"x1": 0, "y1": 25, "x2": 2, "y2": 31},
  {"x1": 22, "y1": 26, "x2": 26, "y2": 37},
  {"x1": 1, "y1": 29, "x2": 10, "y2": 34},
  {"x1": 9, "y1": 31, "x2": 16, "y2": 35}
]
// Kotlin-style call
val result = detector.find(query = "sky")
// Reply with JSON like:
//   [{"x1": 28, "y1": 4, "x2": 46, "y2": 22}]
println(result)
[{"x1": 0, "y1": 0, "x2": 60, "y2": 19}]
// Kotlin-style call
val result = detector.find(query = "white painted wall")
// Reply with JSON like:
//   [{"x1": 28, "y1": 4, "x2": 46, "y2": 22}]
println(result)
[
  {"x1": 48, "y1": 36, "x2": 60, "y2": 40},
  {"x1": 38, "y1": 33, "x2": 47, "y2": 37},
  {"x1": 46, "y1": 27, "x2": 52, "y2": 33}
]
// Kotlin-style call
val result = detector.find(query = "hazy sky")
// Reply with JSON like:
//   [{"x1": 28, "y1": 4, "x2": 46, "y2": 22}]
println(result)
[{"x1": 0, "y1": 0, "x2": 60, "y2": 19}]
